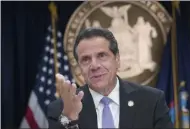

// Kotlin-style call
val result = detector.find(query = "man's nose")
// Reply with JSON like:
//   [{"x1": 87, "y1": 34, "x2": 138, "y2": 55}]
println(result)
[{"x1": 90, "y1": 58, "x2": 100, "y2": 70}]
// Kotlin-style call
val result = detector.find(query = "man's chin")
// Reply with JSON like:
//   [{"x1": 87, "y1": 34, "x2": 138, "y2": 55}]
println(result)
[{"x1": 90, "y1": 81, "x2": 109, "y2": 90}]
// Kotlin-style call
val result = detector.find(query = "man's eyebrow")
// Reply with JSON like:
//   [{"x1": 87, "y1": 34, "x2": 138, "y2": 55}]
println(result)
[{"x1": 80, "y1": 54, "x2": 90, "y2": 58}]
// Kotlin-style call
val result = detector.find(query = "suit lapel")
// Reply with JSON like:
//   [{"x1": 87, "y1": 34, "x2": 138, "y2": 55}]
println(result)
[
  {"x1": 78, "y1": 85, "x2": 98, "y2": 128},
  {"x1": 78, "y1": 78, "x2": 138, "y2": 128},
  {"x1": 119, "y1": 79, "x2": 137, "y2": 128}
]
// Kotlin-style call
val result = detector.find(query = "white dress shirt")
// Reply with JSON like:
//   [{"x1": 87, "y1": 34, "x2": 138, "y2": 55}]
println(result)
[{"x1": 89, "y1": 77, "x2": 120, "y2": 128}]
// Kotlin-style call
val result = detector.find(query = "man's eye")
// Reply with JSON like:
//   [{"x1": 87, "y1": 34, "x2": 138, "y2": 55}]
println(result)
[
  {"x1": 99, "y1": 53, "x2": 106, "y2": 58},
  {"x1": 81, "y1": 57, "x2": 89, "y2": 63}
]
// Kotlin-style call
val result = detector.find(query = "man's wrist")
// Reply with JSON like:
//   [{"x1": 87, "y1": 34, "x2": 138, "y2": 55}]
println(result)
[
  {"x1": 62, "y1": 111, "x2": 79, "y2": 121},
  {"x1": 59, "y1": 114, "x2": 71, "y2": 126},
  {"x1": 60, "y1": 112, "x2": 79, "y2": 127}
]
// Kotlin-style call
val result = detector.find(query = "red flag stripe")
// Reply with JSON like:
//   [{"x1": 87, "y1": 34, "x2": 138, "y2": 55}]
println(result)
[{"x1": 25, "y1": 106, "x2": 39, "y2": 129}]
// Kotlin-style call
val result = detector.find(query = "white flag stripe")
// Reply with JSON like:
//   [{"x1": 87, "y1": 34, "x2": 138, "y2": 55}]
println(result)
[
  {"x1": 20, "y1": 118, "x2": 30, "y2": 128},
  {"x1": 28, "y1": 92, "x2": 48, "y2": 128}
]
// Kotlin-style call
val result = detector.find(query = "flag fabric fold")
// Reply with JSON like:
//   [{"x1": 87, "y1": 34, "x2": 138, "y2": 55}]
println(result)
[
  {"x1": 156, "y1": 2, "x2": 190, "y2": 128},
  {"x1": 20, "y1": 25, "x2": 74, "y2": 128},
  {"x1": 175, "y1": 5, "x2": 190, "y2": 128}
]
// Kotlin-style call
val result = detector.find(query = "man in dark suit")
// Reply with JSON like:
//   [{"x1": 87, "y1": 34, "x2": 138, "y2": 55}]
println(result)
[{"x1": 47, "y1": 28, "x2": 173, "y2": 129}]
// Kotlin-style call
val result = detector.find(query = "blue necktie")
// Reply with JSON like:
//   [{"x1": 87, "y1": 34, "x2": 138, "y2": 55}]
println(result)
[{"x1": 101, "y1": 97, "x2": 115, "y2": 128}]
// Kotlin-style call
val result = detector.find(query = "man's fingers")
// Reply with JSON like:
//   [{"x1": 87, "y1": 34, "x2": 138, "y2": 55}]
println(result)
[
  {"x1": 56, "y1": 73, "x2": 65, "y2": 82},
  {"x1": 65, "y1": 80, "x2": 71, "y2": 87},
  {"x1": 76, "y1": 91, "x2": 84, "y2": 101},
  {"x1": 71, "y1": 83, "x2": 77, "y2": 89},
  {"x1": 56, "y1": 73, "x2": 83, "y2": 103},
  {"x1": 56, "y1": 73, "x2": 71, "y2": 98},
  {"x1": 72, "y1": 91, "x2": 84, "y2": 105},
  {"x1": 70, "y1": 83, "x2": 77, "y2": 96},
  {"x1": 56, "y1": 73, "x2": 65, "y2": 89},
  {"x1": 56, "y1": 73, "x2": 64, "y2": 95}
]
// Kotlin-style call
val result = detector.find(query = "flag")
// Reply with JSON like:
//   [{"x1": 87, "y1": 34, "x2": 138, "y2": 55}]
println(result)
[
  {"x1": 175, "y1": 2, "x2": 190, "y2": 127},
  {"x1": 155, "y1": 32, "x2": 175, "y2": 123},
  {"x1": 19, "y1": 24, "x2": 75, "y2": 128},
  {"x1": 156, "y1": 1, "x2": 190, "y2": 128}
]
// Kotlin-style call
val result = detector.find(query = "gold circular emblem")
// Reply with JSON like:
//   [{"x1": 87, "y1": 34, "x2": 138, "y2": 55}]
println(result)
[{"x1": 63, "y1": 1, "x2": 172, "y2": 87}]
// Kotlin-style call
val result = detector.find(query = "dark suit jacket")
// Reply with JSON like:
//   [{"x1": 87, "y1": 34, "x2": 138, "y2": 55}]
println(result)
[{"x1": 47, "y1": 78, "x2": 173, "y2": 128}]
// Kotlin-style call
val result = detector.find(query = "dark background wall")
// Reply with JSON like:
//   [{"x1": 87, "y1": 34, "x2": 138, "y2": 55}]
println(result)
[{"x1": 1, "y1": 1, "x2": 190, "y2": 128}]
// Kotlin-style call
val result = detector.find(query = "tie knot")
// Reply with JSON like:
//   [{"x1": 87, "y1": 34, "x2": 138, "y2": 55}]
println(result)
[{"x1": 100, "y1": 97, "x2": 112, "y2": 105}]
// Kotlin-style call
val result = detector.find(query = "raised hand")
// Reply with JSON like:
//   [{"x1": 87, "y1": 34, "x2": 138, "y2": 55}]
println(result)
[{"x1": 56, "y1": 73, "x2": 84, "y2": 121}]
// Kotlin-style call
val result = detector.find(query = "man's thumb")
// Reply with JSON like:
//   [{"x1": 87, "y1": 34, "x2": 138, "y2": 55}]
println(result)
[{"x1": 77, "y1": 91, "x2": 84, "y2": 101}]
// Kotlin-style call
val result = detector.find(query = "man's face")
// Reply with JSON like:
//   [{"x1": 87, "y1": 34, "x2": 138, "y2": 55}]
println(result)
[{"x1": 76, "y1": 37, "x2": 120, "y2": 91}]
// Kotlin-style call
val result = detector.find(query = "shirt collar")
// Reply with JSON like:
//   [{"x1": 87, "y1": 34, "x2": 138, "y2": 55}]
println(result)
[{"x1": 89, "y1": 77, "x2": 120, "y2": 108}]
